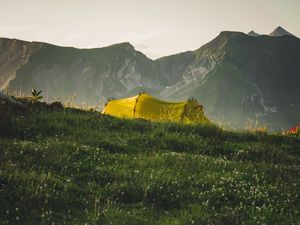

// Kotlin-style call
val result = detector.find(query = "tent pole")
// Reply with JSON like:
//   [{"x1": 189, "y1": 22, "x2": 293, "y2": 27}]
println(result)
[
  {"x1": 180, "y1": 102, "x2": 188, "y2": 122},
  {"x1": 133, "y1": 92, "x2": 143, "y2": 118}
]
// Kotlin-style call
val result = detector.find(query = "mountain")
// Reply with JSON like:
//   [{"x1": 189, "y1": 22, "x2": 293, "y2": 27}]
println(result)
[
  {"x1": 5, "y1": 41, "x2": 165, "y2": 106},
  {"x1": 248, "y1": 31, "x2": 260, "y2": 36},
  {"x1": 161, "y1": 31, "x2": 300, "y2": 129},
  {"x1": 1, "y1": 30, "x2": 300, "y2": 130},
  {"x1": 269, "y1": 26, "x2": 295, "y2": 37}
]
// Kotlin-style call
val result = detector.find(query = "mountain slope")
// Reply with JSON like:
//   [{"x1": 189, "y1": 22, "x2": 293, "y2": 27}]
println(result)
[
  {"x1": 161, "y1": 32, "x2": 300, "y2": 129},
  {"x1": 156, "y1": 51, "x2": 196, "y2": 86},
  {"x1": 0, "y1": 38, "x2": 41, "y2": 90},
  {"x1": 8, "y1": 42, "x2": 163, "y2": 106}
]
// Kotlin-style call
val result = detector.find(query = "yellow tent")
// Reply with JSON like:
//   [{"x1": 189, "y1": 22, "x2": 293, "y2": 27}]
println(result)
[{"x1": 102, "y1": 92, "x2": 210, "y2": 124}]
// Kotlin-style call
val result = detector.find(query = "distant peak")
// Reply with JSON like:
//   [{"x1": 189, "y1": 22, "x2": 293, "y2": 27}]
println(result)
[
  {"x1": 107, "y1": 42, "x2": 135, "y2": 52},
  {"x1": 269, "y1": 26, "x2": 294, "y2": 37},
  {"x1": 248, "y1": 30, "x2": 260, "y2": 37},
  {"x1": 118, "y1": 42, "x2": 135, "y2": 51},
  {"x1": 119, "y1": 42, "x2": 132, "y2": 46}
]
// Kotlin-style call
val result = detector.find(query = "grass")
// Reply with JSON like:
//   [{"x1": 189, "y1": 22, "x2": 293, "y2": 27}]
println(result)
[{"x1": 0, "y1": 102, "x2": 299, "y2": 224}]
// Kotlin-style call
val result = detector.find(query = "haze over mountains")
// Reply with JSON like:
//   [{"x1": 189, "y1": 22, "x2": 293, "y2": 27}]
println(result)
[{"x1": 0, "y1": 27, "x2": 299, "y2": 130}]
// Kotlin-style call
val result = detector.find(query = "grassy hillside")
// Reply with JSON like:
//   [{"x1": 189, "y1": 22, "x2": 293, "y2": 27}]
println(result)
[{"x1": 0, "y1": 100, "x2": 299, "y2": 224}]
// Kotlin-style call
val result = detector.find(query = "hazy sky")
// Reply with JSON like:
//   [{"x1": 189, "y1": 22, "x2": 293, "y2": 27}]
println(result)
[{"x1": 0, "y1": 0, "x2": 299, "y2": 59}]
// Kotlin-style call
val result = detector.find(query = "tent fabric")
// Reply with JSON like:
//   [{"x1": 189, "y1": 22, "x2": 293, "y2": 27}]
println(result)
[{"x1": 102, "y1": 92, "x2": 210, "y2": 124}]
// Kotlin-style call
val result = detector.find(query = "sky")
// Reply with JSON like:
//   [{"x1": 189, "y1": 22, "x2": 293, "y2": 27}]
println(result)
[{"x1": 0, "y1": 0, "x2": 299, "y2": 59}]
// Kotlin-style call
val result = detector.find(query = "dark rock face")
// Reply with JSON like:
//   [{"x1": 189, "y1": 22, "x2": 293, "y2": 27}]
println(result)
[
  {"x1": 0, "y1": 91, "x2": 25, "y2": 109},
  {"x1": 0, "y1": 38, "x2": 41, "y2": 90}
]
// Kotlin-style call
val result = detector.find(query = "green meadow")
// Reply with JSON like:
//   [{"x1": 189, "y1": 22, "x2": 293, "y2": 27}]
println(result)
[{"x1": 0, "y1": 102, "x2": 299, "y2": 224}]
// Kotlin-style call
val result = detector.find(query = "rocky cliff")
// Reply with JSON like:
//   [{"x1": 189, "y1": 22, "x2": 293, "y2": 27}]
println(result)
[
  {"x1": 7, "y1": 42, "x2": 163, "y2": 106},
  {"x1": 0, "y1": 38, "x2": 41, "y2": 90}
]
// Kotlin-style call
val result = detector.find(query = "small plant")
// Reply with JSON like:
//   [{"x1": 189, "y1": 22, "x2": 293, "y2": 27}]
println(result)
[{"x1": 31, "y1": 89, "x2": 43, "y2": 102}]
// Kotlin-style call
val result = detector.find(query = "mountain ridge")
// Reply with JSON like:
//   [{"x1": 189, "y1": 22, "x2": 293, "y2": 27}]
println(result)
[{"x1": 1, "y1": 28, "x2": 299, "y2": 130}]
